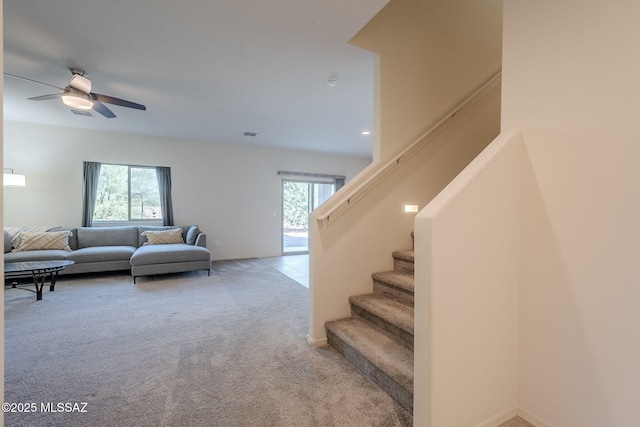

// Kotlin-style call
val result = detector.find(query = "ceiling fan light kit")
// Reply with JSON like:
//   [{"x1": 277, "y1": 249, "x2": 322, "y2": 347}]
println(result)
[
  {"x1": 69, "y1": 73, "x2": 92, "y2": 93},
  {"x1": 61, "y1": 86, "x2": 94, "y2": 110},
  {"x1": 62, "y1": 71, "x2": 93, "y2": 110}
]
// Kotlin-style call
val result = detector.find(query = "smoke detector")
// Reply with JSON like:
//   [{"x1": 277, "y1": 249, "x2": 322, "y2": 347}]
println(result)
[{"x1": 327, "y1": 78, "x2": 339, "y2": 88}]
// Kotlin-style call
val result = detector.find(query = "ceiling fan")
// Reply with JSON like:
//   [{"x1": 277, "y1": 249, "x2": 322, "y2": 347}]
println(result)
[{"x1": 7, "y1": 67, "x2": 146, "y2": 118}]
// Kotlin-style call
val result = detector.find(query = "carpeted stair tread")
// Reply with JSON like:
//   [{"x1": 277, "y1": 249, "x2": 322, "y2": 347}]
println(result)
[
  {"x1": 349, "y1": 293, "x2": 414, "y2": 350},
  {"x1": 372, "y1": 270, "x2": 415, "y2": 293},
  {"x1": 392, "y1": 250, "x2": 414, "y2": 273},
  {"x1": 349, "y1": 294, "x2": 414, "y2": 336},
  {"x1": 392, "y1": 250, "x2": 414, "y2": 263},
  {"x1": 325, "y1": 317, "x2": 414, "y2": 412}
]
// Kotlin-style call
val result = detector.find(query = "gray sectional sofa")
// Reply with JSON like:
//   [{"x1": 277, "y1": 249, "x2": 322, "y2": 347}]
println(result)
[{"x1": 4, "y1": 225, "x2": 211, "y2": 282}]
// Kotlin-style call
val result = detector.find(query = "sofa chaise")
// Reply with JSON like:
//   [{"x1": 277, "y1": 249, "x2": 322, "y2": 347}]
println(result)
[{"x1": 4, "y1": 225, "x2": 211, "y2": 283}]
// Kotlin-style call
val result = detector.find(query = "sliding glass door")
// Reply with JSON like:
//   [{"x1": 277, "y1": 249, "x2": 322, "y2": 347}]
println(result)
[{"x1": 282, "y1": 180, "x2": 334, "y2": 254}]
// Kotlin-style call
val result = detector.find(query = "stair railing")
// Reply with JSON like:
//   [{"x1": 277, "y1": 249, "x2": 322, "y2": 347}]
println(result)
[{"x1": 314, "y1": 71, "x2": 502, "y2": 229}]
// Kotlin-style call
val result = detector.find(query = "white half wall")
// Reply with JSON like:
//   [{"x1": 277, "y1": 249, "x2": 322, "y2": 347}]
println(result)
[
  {"x1": 415, "y1": 130, "x2": 522, "y2": 427},
  {"x1": 3, "y1": 121, "x2": 370, "y2": 260}
]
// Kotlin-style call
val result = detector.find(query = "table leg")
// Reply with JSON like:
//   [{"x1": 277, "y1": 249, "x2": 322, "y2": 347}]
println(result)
[
  {"x1": 31, "y1": 272, "x2": 47, "y2": 301},
  {"x1": 49, "y1": 271, "x2": 59, "y2": 292}
]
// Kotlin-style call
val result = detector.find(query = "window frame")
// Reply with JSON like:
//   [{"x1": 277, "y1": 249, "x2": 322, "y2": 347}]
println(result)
[{"x1": 92, "y1": 163, "x2": 164, "y2": 226}]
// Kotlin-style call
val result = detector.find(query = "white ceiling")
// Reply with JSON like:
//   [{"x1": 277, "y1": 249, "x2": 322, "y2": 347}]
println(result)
[{"x1": 3, "y1": 0, "x2": 389, "y2": 158}]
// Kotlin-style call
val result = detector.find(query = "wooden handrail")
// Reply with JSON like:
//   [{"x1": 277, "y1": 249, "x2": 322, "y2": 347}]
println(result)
[{"x1": 314, "y1": 72, "x2": 502, "y2": 228}]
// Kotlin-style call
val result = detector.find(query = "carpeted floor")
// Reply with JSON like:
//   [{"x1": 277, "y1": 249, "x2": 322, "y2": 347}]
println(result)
[{"x1": 4, "y1": 259, "x2": 410, "y2": 427}]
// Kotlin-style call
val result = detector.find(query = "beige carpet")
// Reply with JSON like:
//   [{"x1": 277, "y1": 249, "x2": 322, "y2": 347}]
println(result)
[
  {"x1": 4, "y1": 259, "x2": 409, "y2": 426},
  {"x1": 499, "y1": 417, "x2": 536, "y2": 427}
]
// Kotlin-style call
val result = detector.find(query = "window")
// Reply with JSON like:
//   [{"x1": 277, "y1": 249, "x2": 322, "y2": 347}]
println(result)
[{"x1": 93, "y1": 164, "x2": 163, "y2": 222}]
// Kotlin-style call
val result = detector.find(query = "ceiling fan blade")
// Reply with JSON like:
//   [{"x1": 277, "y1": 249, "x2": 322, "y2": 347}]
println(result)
[
  {"x1": 28, "y1": 93, "x2": 61, "y2": 101},
  {"x1": 91, "y1": 93, "x2": 146, "y2": 111},
  {"x1": 4, "y1": 73, "x2": 65, "y2": 91},
  {"x1": 92, "y1": 101, "x2": 116, "y2": 118}
]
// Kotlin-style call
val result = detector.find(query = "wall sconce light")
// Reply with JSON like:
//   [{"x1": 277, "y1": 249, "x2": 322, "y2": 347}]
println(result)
[
  {"x1": 3, "y1": 168, "x2": 26, "y2": 187},
  {"x1": 404, "y1": 204, "x2": 419, "y2": 213}
]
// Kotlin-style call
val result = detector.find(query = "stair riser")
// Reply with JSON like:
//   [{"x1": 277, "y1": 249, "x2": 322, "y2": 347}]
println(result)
[
  {"x1": 373, "y1": 280, "x2": 414, "y2": 307},
  {"x1": 326, "y1": 328, "x2": 414, "y2": 413},
  {"x1": 351, "y1": 304, "x2": 414, "y2": 351},
  {"x1": 393, "y1": 258, "x2": 414, "y2": 273}
]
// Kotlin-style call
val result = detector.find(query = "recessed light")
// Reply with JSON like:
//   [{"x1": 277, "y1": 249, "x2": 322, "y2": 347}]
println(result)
[{"x1": 361, "y1": 131, "x2": 371, "y2": 135}]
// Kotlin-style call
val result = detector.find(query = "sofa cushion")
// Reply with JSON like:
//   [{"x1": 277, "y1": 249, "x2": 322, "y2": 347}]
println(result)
[
  {"x1": 67, "y1": 246, "x2": 137, "y2": 263},
  {"x1": 77, "y1": 227, "x2": 139, "y2": 248},
  {"x1": 141, "y1": 228, "x2": 184, "y2": 245},
  {"x1": 15, "y1": 231, "x2": 72, "y2": 252},
  {"x1": 131, "y1": 243, "x2": 211, "y2": 266},
  {"x1": 4, "y1": 249, "x2": 69, "y2": 262}
]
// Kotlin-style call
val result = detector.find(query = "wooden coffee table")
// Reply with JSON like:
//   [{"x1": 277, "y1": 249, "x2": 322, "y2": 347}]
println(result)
[{"x1": 4, "y1": 260, "x2": 75, "y2": 300}]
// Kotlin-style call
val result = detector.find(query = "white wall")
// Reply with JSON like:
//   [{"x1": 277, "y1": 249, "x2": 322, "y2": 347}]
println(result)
[
  {"x1": 308, "y1": 0, "x2": 503, "y2": 346},
  {"x1": 309, "y1": 83, "x2": 501, "y2": 344},
  {"x1": 518, "y1": 131, "x2": 640, "y2": 427},
  {"x1": 3, "y1": 121, "x2": 370, "y2": 260},
  {"x1": 502, "y1": 0, "x2": 640, "y2": 137},
  {"x1": 1, "y1": 2, "x2": 5, "y2": 425},
  {"x1": 350, "y1": 0, "x2": 502, "y2": 163},
  {"x1": 503, "y1": 1, "x2": 640, "y2": 426}
]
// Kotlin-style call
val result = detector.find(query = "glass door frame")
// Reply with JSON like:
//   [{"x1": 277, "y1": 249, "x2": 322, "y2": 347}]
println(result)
[{"x1": 281, "y1": 178, "x2": 335, "y2": 255}]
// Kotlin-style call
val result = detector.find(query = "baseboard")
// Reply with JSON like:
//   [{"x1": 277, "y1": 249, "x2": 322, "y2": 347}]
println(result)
[
  {"x1": 306, "y1": 335, "x2": 327, "y2": 348},
  {"x1": 518, "y1": 407, "x2": 554, "y2": 427},
  {"x1": 473, "y1": 407, "x2": 517, "y2": 427}
]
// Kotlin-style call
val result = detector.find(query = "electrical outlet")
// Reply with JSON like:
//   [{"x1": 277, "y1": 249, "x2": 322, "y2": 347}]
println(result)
[{"x1": 215, "y1": 240, "x2": 220, "y2": 247}]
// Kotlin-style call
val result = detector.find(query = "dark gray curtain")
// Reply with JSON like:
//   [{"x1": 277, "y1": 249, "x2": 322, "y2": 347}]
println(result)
[
  {"x1": 81, "y1": 161, "x2": 101, "y2": 227},
  {"x1": 156, "y1": 167, "x2": 174, "y2": 226},
  {"x1": 334, "y1": 177, "x2": 345, "y2": 191}
]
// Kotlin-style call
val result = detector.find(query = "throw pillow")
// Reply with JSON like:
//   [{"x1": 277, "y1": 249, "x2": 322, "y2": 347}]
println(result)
[
  {"x1": 4, "y1": 230, "x2": 11, "y2": 253},
  {"x1": 142, "y1": 228, "x2": 184, "y2": 245},
  {"x1": 5, "y1": 226, "x2": 59, "y2": 250},
  {"x1": 15, "y1": 231, "x2": 72, "y2": 252},
  {"x1": 186, "y1": 226, "x2": 200, "y2": 245}
]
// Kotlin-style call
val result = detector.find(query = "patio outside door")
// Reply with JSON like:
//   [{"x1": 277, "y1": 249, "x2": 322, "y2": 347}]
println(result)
[{"x1": 282, "y1": 180, "x2": 334, "y2": 254}]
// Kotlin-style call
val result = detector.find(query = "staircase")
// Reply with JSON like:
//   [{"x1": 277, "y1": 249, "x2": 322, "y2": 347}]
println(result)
[{"x1": 325, "y1": 241, "x2": 414, "y2": 416}]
